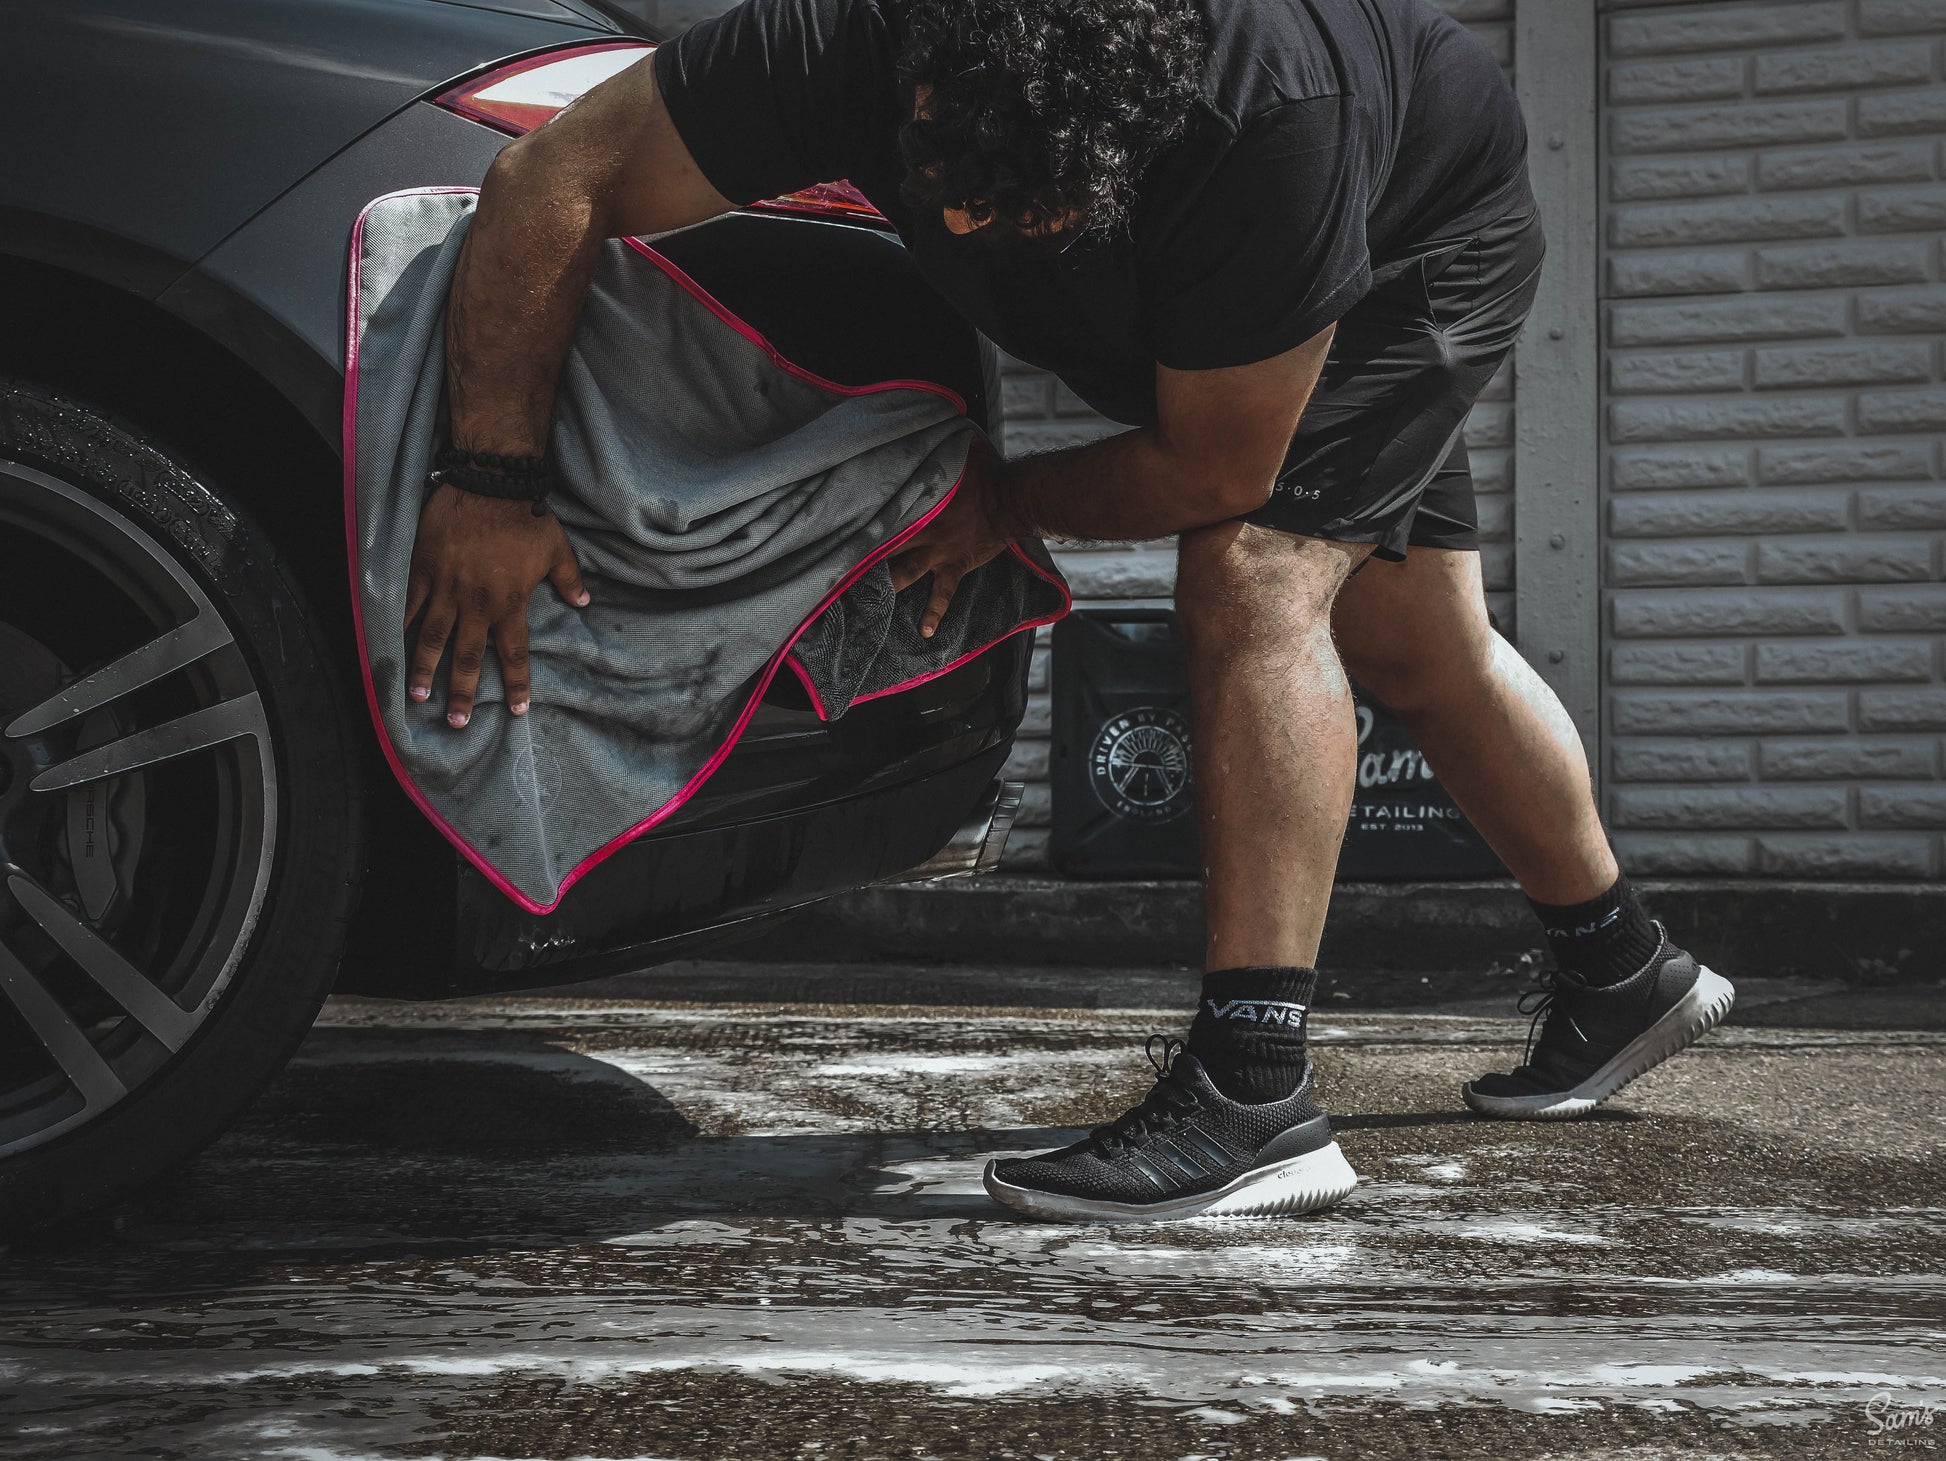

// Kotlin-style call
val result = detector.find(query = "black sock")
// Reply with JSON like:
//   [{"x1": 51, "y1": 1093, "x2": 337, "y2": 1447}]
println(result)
[
  {"x1": 1528, "y1": 874, "x2": 1662, "y2": 987},
  {"x1": 1185, "y1": 966, "x2": 1316, "y2": 1103}
]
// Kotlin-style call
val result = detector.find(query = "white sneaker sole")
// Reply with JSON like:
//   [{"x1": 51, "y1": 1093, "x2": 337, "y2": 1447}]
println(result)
[
  {"x1": 981, "y1": 1140, "x2": 1360, "y2": 1223},
  {"x1": 1462, "y1": 966, "x2": 1736, "y2": 1120}
]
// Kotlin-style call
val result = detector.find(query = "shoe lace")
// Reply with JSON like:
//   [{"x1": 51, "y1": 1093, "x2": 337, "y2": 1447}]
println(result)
[
  {"x1": 1089, "y1": 1035, "x2": 1201, "y2": 1157},
  {"x1": 1515, "y1": 966, "x2": 1594, "y2": 1066}
]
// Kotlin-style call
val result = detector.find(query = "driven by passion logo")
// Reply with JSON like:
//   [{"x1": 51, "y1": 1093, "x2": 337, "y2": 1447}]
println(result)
[{"x1": 1088, "y1": 706, "x2": 1193, "y2": 823}]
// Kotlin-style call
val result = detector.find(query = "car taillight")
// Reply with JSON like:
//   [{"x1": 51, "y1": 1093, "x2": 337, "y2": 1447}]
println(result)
[
  {"x1": 434, "y1": 42, "x2": 651, "y2": 134},
  {"x1": 747, "y1": 180, "x2": 883, "y2": 222},
  {"x1": 432, "y1": 44, "x2": 890, "y2": 229}
]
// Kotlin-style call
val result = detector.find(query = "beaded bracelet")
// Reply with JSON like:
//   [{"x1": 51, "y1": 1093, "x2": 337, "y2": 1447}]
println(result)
[{"x1": 428, "y1": 446, "x2": 554, "y2": 517}]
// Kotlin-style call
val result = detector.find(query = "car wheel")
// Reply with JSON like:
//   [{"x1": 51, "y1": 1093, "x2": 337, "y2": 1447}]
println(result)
[{"x1": 0, "y1": 379, "x2": 363, "y2": 1233}]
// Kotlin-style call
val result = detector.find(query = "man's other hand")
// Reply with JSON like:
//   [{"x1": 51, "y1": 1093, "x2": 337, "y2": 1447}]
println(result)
[
  {"x1": 404, "y1": 484, "x2": 590, "y2": 728},
  {"x1": 887, "y1": 452, "x2": 1016, "y2": 639}
]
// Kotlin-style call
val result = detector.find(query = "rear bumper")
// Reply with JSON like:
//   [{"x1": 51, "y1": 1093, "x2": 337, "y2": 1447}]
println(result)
[
  {"x1": 880, "y1": 777, "x2": 1022, "y2": 885},
  {"x1": 342, "y1": 743, "x2": 1016, "y2": 998}
]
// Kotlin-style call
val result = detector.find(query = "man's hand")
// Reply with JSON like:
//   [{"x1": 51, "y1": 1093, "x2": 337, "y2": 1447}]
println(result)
[
  {"x1": 404, "y1": 484, "x2": 590, "y2": 727},
  {"x1": 413, "y1": 52, "x2": 729, "y2": 729},
  {"x1": 887, "y1": 453, "x2": 1017, "y2": 638}
]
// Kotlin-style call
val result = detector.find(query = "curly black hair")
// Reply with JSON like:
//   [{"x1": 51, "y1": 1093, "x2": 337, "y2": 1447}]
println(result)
[{"x1": 895, "y1": 0, "x2": 1207, "y2": 240}]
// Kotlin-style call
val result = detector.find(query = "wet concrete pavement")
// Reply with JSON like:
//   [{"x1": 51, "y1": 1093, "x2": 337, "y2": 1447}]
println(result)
[{"x1": 2, "y1": 962, "x2": 1941, "y2": 1460}]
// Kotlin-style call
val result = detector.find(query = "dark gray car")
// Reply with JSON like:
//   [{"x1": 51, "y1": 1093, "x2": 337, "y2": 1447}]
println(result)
[{"x1": 0, "y1": 0, "x2": 1024, "y2": 1230}]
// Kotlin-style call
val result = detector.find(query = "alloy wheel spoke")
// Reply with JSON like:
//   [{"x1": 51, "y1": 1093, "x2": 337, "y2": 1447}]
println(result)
[
  {"x1": 7, "y1": 875, "x2": 195, "y2": 1051},
  {"x1": 4, "y1": 611, "x2": 234, "y2": 738},
  {"x1": 29, "y1": 693, "x2": 267, "y2": 792},
  {"x1": 1, "y1": 462, "x2": 282, "y2": 1160},
  {"x1": 0, "y1": 940, "x2": 126, "y2": 1108}
]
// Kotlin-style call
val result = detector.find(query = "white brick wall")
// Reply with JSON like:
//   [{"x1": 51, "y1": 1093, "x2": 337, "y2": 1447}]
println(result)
[
  {"x1": 1602, "y1": 0, "x2": 1946, "y2": 880},
  {"x1": 999, "y1": 0, "x2": 1521, "y2": 870}
]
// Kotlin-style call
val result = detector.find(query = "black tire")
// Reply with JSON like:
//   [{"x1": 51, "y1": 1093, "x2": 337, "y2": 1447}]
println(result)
[{"x1": 0, "y1": 379, "x2": 364, "y2": 1234}]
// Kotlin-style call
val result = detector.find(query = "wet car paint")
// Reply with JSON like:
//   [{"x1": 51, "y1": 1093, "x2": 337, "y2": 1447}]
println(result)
[{"x1": 2, "y1": 968, "x2": 1940, "y2": 1459}]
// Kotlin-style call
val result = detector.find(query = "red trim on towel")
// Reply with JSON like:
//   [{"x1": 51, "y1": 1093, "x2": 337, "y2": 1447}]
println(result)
[
  {"x1": 622, "y1": 236, "x2": 967, "y2": 415},
  {"x1": 343, "y1": 187, "x2": 1060, "y2": 914},
  {"x1": 784, "y1": 542, "x2": 1072, "y2": 721},
  {"x1": 843, "y1": 543, "x2": 1071, "y2": 709},
  {"x1": 343, "y1": 188, "x2": 516, "y2": 904},
  {"x1": 783, "y1": 653, "x2": 830, "y2": 720}
]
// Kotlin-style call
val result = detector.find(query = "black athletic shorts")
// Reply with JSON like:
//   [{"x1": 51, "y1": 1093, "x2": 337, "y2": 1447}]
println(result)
[{"x1": 1241, "y1": 205, "x2": 1546, "y2": 560}]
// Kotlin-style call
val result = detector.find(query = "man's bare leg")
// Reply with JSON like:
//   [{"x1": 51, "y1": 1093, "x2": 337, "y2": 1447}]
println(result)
[
  {"x1": 1331, "y1": 546, "x2": 1734, "y2": 1119},
  {"x1": 981, "y1": 521, "x2": 1371, "y2": 1219},
  {"x1": 1175, "y1": 523, "x2": 1373, "y2": 971},
  {"x1": 1329, "y1": 546, "x2": 1614, "y2": 904}
]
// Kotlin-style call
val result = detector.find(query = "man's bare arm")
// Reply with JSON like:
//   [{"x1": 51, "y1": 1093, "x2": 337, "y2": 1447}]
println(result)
[
  {"x1": 445, "y1": 55, "x2": 736, "y2": 455},
  {"x1": 888, "y1": 327, "x2": 1334, "y2": 636},
  {"x1": 409, "y1": 55, "x2": 736, "y2": 727},
  {"x1": 994, "y1": 325, "x2": 1336, "y2": 543}
]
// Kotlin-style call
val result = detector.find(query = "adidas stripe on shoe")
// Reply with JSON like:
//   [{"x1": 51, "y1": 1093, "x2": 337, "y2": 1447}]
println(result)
[
  {"x1": 983, "y1": 1038, "x2": 1359, "y2": 1223},
  {"x1": 1463, "y1": 926, "x2": 1735, "y2": 1120}
]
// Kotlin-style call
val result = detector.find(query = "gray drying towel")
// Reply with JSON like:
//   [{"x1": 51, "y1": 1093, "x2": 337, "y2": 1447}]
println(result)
[{"x1": 345, "y1": 189, "x2": 1068, "y2": 912}]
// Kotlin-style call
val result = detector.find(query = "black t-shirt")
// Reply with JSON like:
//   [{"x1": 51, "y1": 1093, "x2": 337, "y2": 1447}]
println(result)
[{"x1": 655, "y1": 0, "x2": 1532, "y2": 426}]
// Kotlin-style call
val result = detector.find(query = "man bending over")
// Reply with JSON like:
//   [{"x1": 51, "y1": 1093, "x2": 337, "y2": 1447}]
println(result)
[{"x1": 406, "y1": 0, "x2": 1736, "y2": 1221}]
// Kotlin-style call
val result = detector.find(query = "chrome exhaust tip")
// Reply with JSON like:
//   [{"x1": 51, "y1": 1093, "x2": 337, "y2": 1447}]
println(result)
[{"x1": 883, "y1": 778, "x2": 1022, "y2": 884}]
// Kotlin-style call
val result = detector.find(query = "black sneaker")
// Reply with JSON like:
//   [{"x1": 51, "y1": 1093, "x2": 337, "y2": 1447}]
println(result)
[
  {"x1": 982, "y1": 1037, "x2": 1359, "y2": 1222},
  {"x1": 1463, "y1": 925, "x2": 1735, "y2": 1119}
]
